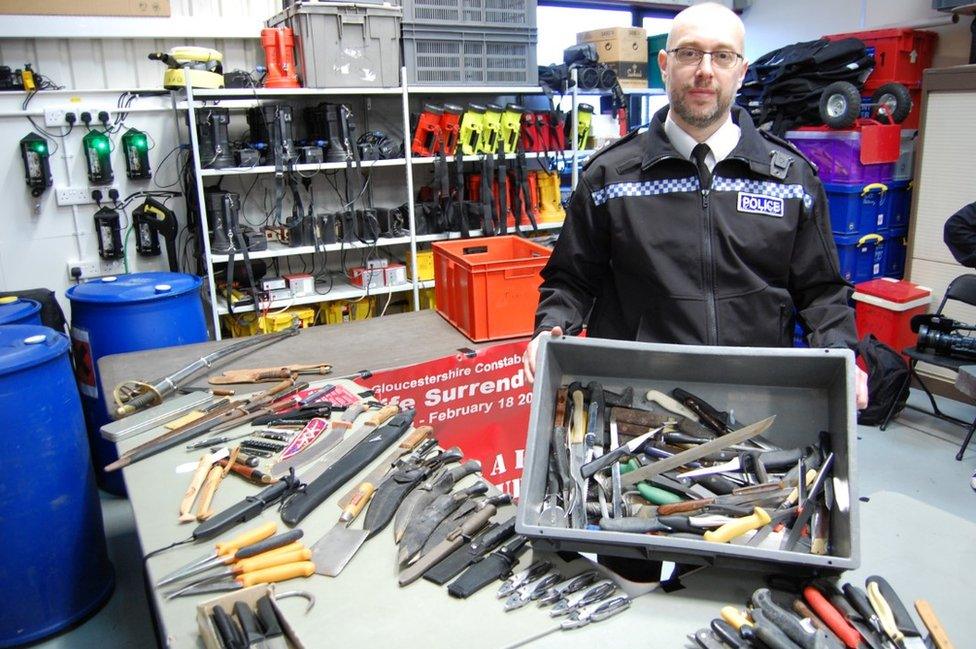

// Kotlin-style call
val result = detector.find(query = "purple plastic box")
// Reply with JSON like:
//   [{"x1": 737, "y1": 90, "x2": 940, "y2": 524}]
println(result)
[{"x1": 786, "y1": 130, "x2": 895, "y2": 184}]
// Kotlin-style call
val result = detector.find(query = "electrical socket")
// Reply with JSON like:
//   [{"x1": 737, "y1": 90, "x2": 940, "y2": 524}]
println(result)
[
  {"x1": 44, "y1": 104, "x2": 111, "y2": 127},
  {"x1": 66, "y1": 260, "x2": 123, "y2": 281},
  {"x1": 56, "y1": 185, "x2": 121, "y2": 206}
]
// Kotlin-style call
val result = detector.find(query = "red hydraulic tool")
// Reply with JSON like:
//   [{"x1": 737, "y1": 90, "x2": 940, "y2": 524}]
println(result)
[
  {"x1": 412, "y1": 104, "x2": 444, "y2": 157},
  {"x1": 439, "y1": 104, "x2": 463, "y2": 155}
]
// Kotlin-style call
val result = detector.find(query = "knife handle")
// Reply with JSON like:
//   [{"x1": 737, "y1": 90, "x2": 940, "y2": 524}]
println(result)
[
  {"x1": 751, "y1": 609, "x2": 803, "y2": 649},
  {"x1": 368, "y1": 404, "x2": 399, "y2": 428},
  {"x1": 256, "y1": 594, "x2": 284, "y2": 639},
  {"x1": 914, "y1": 600, "x2": 954, "y2": 649},
  {"x1": 212, "y1": 605, "x2": 245, "y2": 649},
  {"x1": 236, "y1": 548, "x2": 311, "y2": 573},
  {"x1": 803, "y1": 586, "x2": 860, "y2": 649},
  {"x1": 842, "y1": 583, "x2": 878, "y2": 627},
  {"x1": 232, "y1": 602, "x2": 264, "y2": 643},
  {"x1": 865, "y1": 575, "x2": 922, "y2": 637},
  {"x1": 580, "y1": 447, "x2": 627, "y2": 479},
  {"x1": 235, "y1": 529, "x2": 304, "y2": 559},
  {"x1": 238, "y1": 561, "x2": 316, "y2": 587},
  {"x1": 400, "y1": 425, "x2": 432, "y2": 449},
  {"x1": 658, "y1": 498, "x2": 715, "y2": 516},
  {"x1": 702, "y1": 507, "x2": 771, "y2": 543}
]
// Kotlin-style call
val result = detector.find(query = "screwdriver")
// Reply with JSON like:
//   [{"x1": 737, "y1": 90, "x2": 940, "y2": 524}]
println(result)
[{"x1": 155, "y1": 521, "x2": 276, "y2": 585}]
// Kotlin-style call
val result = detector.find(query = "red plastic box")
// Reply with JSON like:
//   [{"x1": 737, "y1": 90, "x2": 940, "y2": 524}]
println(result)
[
  {"x1": 825, "y1": 28, "x2": 937, "y2": 91},
  {"x1": 432, "y1": 236, "x2": 551, "y2": 342},
  {"x1": 853, "y1": 277, "x2": 931, "y2": 361}
]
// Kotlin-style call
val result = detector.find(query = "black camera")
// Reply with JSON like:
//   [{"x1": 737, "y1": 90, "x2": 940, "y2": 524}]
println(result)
[
  {"x1": 911, "y1": 313, "x2": 976, "y2": 359},
  {"x1": 539, "y1": 43, "x2": 626, "y2": 108}
]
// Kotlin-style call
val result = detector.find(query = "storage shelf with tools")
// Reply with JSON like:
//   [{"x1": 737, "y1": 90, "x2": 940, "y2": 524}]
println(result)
[
  {"x1": 214, "y1": 278, "x2": 435, "y2": 315},
  {"x1": 199, "y1": 157, "x2": 408, "y2": 177},
  {"x1": 173, "y1": 70, "x2": 592, "y2": 339}
]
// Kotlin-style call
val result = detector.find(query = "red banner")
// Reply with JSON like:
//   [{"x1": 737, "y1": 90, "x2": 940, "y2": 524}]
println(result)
[{"x1": 355, "y1": 341, "x2": 532, "y2": 498}]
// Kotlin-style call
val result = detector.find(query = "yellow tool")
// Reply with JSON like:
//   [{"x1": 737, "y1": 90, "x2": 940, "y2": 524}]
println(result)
[
  {"x1": 477, "y1": 103, "x2": 504, "y2": 154},
  {"x1": 148, "y1": 46, "x2": 224, "y2": 90},
  {"x1": 537, "y1": 170, "x2": 566, "y2": 223},
  {"x1": 867, "y1": 581, "x2": 905, "y2": 645},
  {"x1": 703, "y1": 507, "x2": 771, "y2": 543},
  {"x1": 575, "y1": 103, "x2": 594, "y2": 150},
  {"x1": 499, "y1": 103, "x2": 524, "y2": 154},
  {"x1": 459, "y1": 104, "x2": 486, "y2": 156}
]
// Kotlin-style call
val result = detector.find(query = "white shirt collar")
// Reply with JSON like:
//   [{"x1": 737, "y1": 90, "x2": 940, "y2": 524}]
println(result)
[{"x1": 663, "y1": 112, "x2": 741, "y2": 172}]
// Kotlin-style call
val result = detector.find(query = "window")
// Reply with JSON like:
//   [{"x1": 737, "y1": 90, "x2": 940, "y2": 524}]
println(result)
[
  {"x1": 536, "y1": 5, "x2": 633, "y2": 66},
  {"x1": 642, "y1": 16, "x2": 672, "y2": 41}
]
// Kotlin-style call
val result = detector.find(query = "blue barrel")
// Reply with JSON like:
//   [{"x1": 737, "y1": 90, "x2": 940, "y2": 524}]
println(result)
[
  {"x1": 66, "y1": 272, "x2": 208, "y2": 495},
  {"x1": 0, "y1": 326, "x2": 114, "y2": 647},
  {"x1": 0, "y1": 296, "x2": 41, "y2": 326}
]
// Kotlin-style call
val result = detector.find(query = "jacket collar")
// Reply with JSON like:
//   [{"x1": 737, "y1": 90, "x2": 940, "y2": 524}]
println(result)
[{"x1": 642, "y1": 105, "x2": 780, "y2": 178}]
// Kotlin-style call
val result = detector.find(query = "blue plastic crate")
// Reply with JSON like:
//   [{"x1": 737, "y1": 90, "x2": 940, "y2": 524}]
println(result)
[
  {"x1": 886, "y1": 179, "x2": 912, "y2": 230},
  {"x1": 835, "y1": 232, "x2": 884, "y2": 283},
  {"x1": 825, "y1": 181, "x2": 891, "y2": 235},
  {"x1": 882, "y1": 226, "x2": 908, "y2": 278}
]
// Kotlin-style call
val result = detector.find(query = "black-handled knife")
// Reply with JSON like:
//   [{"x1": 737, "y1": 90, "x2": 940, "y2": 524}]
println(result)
[
  {"x1": 580, "y1": 428, "x2": 658, "y2": 479},
  {"x1": 233, "y1": 602, "x2": 267, "y2": 649},
  {"x1": 255, "y1": 595, "x2": 287, "y2": 649}
]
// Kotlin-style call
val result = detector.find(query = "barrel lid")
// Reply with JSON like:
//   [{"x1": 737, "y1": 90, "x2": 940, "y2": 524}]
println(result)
[
  {"x1": 66, "y1": 272, "x2": 202, "y2": 304},
  {"x1": 0, "y1": 296, "x2": 41, "y2": 324},
  {"x1": 0, "y1": 325, "x2": 69, "y2": 377}
]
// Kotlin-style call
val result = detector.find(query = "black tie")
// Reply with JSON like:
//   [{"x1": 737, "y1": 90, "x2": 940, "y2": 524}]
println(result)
[{"x1": 691, "y1": 143, "x2": 711, "y2": 188}]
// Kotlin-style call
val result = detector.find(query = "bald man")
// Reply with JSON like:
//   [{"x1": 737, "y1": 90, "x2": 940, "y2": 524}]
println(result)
[{"x1": 527, "y1": 2, "x2": 868, "y2": 408}]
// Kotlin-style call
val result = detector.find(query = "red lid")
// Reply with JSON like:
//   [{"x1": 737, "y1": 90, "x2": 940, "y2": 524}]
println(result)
[{"x1": 853, "y1": 278, "x2": 930, "y2": 303}]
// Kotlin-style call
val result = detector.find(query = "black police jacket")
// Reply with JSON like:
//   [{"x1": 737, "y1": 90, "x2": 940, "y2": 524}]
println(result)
[{"x1": 536, "y1": 106, "x2": 857, "y2": 350}]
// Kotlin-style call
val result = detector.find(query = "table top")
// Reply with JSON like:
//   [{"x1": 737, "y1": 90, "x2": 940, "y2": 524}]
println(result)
[{"x1": 98, "y1": 311, "x2": 974, "y2": 648}]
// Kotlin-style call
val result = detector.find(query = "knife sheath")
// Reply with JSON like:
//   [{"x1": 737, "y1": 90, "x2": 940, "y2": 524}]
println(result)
[
  {"x1": 363, "y1": 465, "x2": 428, "y2": 539},
  {"x1": 281, "y1": 410, "x2": 415, "y2": 526},
  {"x1": 423, "y1": 517, "x2": 516, "y2": 585},
  {"x1": 447, "y1": 535, "x2": 529, "y2": 599}
]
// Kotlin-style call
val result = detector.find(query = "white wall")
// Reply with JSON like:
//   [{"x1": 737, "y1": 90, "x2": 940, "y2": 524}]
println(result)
[
  {"x1": 0, "y1": 1, "x2": 275, "y2": 312},
  {"x1": 741, "y1": 0, "x2": 971, "y2": 66}
]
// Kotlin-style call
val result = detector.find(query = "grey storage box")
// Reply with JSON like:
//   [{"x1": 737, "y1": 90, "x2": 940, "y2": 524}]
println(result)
[
  {"x1": 402, "y1": 0, "x2": 536, "y2": 29},
  {"x1": 517, "y1": 336, "x2": 859, "y2": 574},
  {"x1": 402, "y1": 24, "x2": 538, "y2": 86},
  {"x1": 269, "y1": 1, "x2": 402, "y2": 88}
]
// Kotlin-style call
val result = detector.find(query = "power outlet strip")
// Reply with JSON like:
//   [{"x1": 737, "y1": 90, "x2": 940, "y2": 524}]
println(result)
[
  {"x1": 56, "y1": 185, "x2": 122, "y2": 207},
  {"x1": 66, "y1": 260, "x2": 124, "y2": 281},
  {"x1": 44, "y1": 105, "x2": 112, "y2": 128}
]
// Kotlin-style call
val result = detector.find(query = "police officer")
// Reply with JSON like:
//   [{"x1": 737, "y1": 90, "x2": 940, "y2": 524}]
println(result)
[{"x1": 524, "y1": 2, "x2": 868, "y2": 408}]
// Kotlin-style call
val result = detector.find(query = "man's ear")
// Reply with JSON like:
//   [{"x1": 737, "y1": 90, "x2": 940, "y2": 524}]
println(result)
[
  {"x1": 658, "y1": 49, "x2": 669, "y2": 86},
  {"x1": 737, "y1": 60, "x2": 749, "y2": 91}
]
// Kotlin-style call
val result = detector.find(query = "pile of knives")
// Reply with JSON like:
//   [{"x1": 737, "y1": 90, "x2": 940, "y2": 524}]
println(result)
[
  {"x1": 543, "y1": 383, "x2": 839, "y2": 553},
  {"x1": 207, "y1": 594, "x2": 292, "y2": 649},
  {"x1": 690, "y1": 576, "x2": 950, "y2": 649}
]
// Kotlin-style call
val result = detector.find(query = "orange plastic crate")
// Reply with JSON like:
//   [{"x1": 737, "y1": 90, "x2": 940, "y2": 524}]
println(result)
[{"x1": 432, "y1": 236, "x2": 551, "y2": 342}]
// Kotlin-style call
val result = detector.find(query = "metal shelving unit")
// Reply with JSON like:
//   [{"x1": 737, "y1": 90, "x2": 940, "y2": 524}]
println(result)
[{"x1": 176, "y1": 73, "x2": 578, "y2": 339}]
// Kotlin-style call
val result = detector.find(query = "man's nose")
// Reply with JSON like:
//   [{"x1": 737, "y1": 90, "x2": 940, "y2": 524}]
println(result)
[{"x1": 696, "y1": 53, "x2": 715, "y2": 76}]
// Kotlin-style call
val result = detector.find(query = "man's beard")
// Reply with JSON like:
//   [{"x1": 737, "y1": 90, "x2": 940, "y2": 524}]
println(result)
[{"x1": 671, "y1": 84, "x2": 732, "y2": 129}]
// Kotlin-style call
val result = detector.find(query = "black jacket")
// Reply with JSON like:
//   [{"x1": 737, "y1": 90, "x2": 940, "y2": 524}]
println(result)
[
  {"x1": 944, "y1": 202, "x2": 976, "y2": 268},
  {"x1": 535, "y1": 106, "x2": 857, "y2": 350}
]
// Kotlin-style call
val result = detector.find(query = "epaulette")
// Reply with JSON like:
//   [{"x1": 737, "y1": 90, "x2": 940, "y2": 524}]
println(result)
[
  {"x1": 758, "y1": 129, "x2": 819, "y2": 175},
  {"x1": 581, "y1": 127, "x2": 643, "y2": 171}
]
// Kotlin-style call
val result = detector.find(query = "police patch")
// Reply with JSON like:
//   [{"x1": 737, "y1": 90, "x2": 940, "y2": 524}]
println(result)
[{"x1": 737, "y1": 191, "x2": 784, "y2": 218}]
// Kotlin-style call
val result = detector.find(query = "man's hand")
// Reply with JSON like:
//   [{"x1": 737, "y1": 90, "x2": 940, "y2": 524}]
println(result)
[
  {"x1": 523, "y1": 326, "x2": 563, "y2": 384},
  {"x1": 856, "y1": 366, "x2": 868, "y2": 410}
]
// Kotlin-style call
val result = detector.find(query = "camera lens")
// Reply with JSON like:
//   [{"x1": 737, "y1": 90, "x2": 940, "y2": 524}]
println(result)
[
  {"x1": 599, "y1": 66, "x2": 618, "y2": 90},
  {"x1": 578, "y1": 66, "x2": 600, "y2": 90}
]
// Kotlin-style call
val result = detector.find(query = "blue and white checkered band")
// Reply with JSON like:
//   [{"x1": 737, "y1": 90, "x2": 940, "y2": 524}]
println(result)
[
  {"x1": 591, "y1": 177, "x2": 700, "y2": 206},
  {"x1": 712, "y1": 176, "x2": 806, "y2": 200}
]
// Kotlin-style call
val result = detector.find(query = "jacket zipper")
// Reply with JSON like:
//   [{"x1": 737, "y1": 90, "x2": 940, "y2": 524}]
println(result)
[{"x1": 700, "y1": 176, "x2": 717, "y2": 345}]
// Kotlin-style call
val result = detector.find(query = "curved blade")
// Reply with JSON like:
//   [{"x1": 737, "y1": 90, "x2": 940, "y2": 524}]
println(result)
[
  {"x1": 397, "y1": 482, "x2": 488, "y2": 568},
  {"x1": 393, "y1": 460, "x2": 481, "y2": 543}
]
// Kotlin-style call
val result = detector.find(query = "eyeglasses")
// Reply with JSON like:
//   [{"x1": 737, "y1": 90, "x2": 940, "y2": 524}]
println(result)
[{"x1": 668, "y1": 47, "x2": 743, "y2": 69}]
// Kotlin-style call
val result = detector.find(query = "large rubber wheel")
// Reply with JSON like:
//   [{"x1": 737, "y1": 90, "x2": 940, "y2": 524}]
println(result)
[
  {"x1": 819, "y1": 81, "x2": 861, "y2": 129},
  {"x1": 871, "y1": 83, "x2": 913, "y2": 124}
]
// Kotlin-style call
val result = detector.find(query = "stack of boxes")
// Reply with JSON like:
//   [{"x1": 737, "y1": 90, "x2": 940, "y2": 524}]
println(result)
[
  {"x1": 400, "y1": 0, "x2": 538, "y2": 85},
  {"x1": 786, "y1": 27, "x2": 934, "y2": 285},
  {"x1": 576, "y1": 26, "x2": 649, "y2": 89}
]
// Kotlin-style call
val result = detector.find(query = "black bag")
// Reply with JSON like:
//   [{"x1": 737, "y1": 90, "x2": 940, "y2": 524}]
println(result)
[
  {"x1": 737, "y1": 38, "x2": 875, "y2": 134},
  {"x1": 856, "y1": 335, "x2": 911, "y2": 426}
]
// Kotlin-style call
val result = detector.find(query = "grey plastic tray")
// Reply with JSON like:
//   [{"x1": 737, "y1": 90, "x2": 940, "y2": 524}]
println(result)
[
  {"x1": 516, "y1": 336, "x2": 859, "y2": 574},
  {"x1": 402, "y1": 24, "x2": 538, "y2": 86},
  {"x1": 402, "y1": 0, "x2": 536, "y2": 29}
]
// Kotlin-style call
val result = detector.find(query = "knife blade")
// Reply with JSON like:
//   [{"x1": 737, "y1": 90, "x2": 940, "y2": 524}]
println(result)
[
  {"x1": 393, "y1": 458, "x2": 481, "y2": 543},
  {"x1": 399, "y1": 504, "x2": 497, "y2": 586},
  {"x1": 422, "y1": 517, "x2": 516, "y2": 585},
  {"x1": 621, "y1": 416, "x2": 776, "y2": 487}
]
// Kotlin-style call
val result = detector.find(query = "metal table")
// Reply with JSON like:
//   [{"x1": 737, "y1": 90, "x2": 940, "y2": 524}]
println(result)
[{"x1": 99, "y1": 311, "x2": 975, "y2": 648}]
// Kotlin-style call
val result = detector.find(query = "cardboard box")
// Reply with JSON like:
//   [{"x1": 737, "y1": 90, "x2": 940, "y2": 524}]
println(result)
[
  {"x1": 347, "y1": 266, "x2": 385, "y2": 290},
  {"x1": 607, "y1": 61, "x2": 648, "y2": 85},
  {"x1": 197, "y1": 585, "x2": 305, "y2": 649},
  {"x1": 518, "y1": 336, "x2": 859, "y2": 574},
  {"x1": 577, "y1": 26, "x2": 648, "y2": 63},
  {"x1": 0, "y1": 0, "x2": 170, "y2": 16}
]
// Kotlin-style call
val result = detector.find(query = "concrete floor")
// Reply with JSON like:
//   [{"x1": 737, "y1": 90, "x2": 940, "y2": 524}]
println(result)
[{"x1": 28, "y1": 388, "x2": 976, "y2": 649}]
